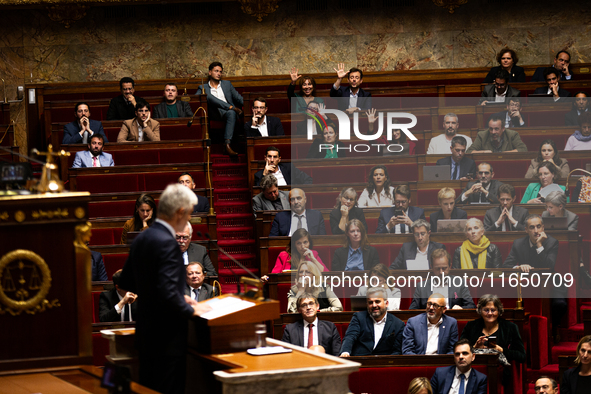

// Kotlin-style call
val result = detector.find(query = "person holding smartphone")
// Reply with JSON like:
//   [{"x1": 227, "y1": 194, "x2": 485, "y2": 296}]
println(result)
[{"x1": 460, "y1": 294, "x2": 525, "y2": 390}]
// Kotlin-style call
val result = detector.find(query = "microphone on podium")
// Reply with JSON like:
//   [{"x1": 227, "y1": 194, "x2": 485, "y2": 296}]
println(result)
[{"x1": 195, "y1": 232, "x2": 262, "y2": 298}]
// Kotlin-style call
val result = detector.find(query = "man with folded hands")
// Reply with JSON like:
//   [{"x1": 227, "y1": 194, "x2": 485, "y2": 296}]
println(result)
[{"x1": 63, "y1": 102, "x2": 108, "y2": 144}]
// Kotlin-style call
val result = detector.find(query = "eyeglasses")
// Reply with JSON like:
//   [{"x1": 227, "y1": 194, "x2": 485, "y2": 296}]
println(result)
[
  {"x1": 482, "y1": 308, "x2": 498, "y2": 314},
  {"x1": 426, "y1": 302, "x2": 442, "y2": 310},
  {"x1": 175, "y1": 235, "x2": 189, "y2": 241},
  {"x1": 299, "y1": 301, "x2": 316, "y2": 309}
]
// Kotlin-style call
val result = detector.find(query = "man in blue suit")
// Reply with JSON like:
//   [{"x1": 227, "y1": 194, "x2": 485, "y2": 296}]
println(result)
[
  {"x1": 339, "y1": 287, "x2": 404, "y2": 357},
  {"x1": 119, "y1": 184, "x2": 211, "y2": 394},
  {"x1": 91, "y1": 250, "x2": 108, "y2": 281},
  {"x1": 62, "y1": 102, "x2": 108, "y2": 144},
  {"x1": 330, "y1": 63, "x2": 372, "y2": 113},
  {"x1": 269, "y1": 188, "x2": 326, "y2": 236},
  {"x1": 71, "y1": 135, "x2": 114, "y2": 168},
  {"x1": 402, "y1": 293, "x2": 458, "y2": 355},
  {"x1": 196, "y1": 62, "x2": 243, "y2": 156},
  {"x1": 430, "y1": 338, "x2": 487, "y2": 394},
  {"x1": 376, "y1": 185, "x2": 425, "y2": 234}
]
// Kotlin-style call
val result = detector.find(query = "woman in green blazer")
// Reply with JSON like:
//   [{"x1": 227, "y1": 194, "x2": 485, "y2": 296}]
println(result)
[{"x1": 521, "y1": 161, "x2": 566, "y2": 204}]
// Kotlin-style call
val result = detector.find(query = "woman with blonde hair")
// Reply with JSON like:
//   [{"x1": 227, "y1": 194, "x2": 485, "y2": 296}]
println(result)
[
  {"x1": 287, "y1": 261, "x2": 342, "y2": 313},
  {"x1": 561, "y1": 335, "x2": 591, "y2": 394},
  {"x1": 452, "y1": 218, "x2": 501, "y2": 269},
  {"x1": 329, "y1": 187, "x2": 368, "y2": 235},
  {"x1": 407, "y1": 377, "x2": 432, "y2": 394},
  {"x1": 429, "y1": 187, "x2": 467, "y2": 232}
]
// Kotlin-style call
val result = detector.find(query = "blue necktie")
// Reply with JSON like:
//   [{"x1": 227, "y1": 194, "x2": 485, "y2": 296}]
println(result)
[
  {"x1": 453, "y1": 163, "x2": 459, "y2": 180},
  {"x1": 459, "y1": 374, "x2": 465, "y2": 394}
]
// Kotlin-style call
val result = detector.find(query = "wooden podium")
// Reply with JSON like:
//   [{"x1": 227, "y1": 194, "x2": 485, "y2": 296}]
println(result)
[
  {"x1": 188, "y1": 294, "x2": 281, "y2": 354},
  {"x1": 0, "y1": 192, "x2": 93, "y2": 371}
]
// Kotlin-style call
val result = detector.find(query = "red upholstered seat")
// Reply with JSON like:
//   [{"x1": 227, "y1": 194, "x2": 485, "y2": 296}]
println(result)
[
  {"x1": 89, "y1": 228, "x2": 115, "y2": 245},
  {"x1": 102, "y1": 254, "x2": 129, "y2": 278}
]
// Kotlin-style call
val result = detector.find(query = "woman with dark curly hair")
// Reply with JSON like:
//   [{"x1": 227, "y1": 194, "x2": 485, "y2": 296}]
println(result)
[
  {"x1": 483, "y1": 48, "x2": 526, "y2": 83},
  {"x1": 287, "y1": 67, "x2": 324, "y2": 113},
  {"x1": 357, "y1": 165, "x2": 396, "y2": 207},
  {"x1": 121, "y1": 193, "x2": 156, "y2": 244},
  {"x1": 524, "y1": 139, "x2": 570, "y2": 179}
]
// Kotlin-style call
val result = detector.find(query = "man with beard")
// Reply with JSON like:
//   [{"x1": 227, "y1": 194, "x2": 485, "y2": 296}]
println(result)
[
  {"x1": 427, "y1": 113, "x2": 472, "y2": 154},
  {"x1": 466, "y1": 113, "x2": 527, "y2": 153},
  {"x1": 153, "y1": 83, "x2": 193, "y2": 118},
  {"x1": 177, "y1": 172, "x2": 210, "y2": 213},
  {"x1": 251, "y1": 174, "x2": 289, "y2": 216},
  {"x1": 531, "y1": 50, "x2": 574, "y2": 82},
  {"x1": 330, "y1": 63, "x2": 372, "y2": 113},
  {"x1": 244, "y1": 97, "x2": 284, "y2": 137},
  {"x1": 196, "y1": 62, "x2": 243, "y2": 156},
  {"x1": 483, "y1": 184, "x2": 529, "y2": 231},
  {"x1": 72, "y1": 134, "x2": 114, "y2": 168},
  {"x1": 457, "y1": 162, "x2": 504, "y2": 205},
  {"x1": 269, "y1": 188, "x2": 326, "y2": 236},
  {"x1": 479, "y1": 69, "x2": 521, "y2": 105},
  {"x1": 253, "y1": 146, "x2": 313, "y2": 186},
  {"x1": 402, "y1": 293, "x2": 458, "y2": 355},
  {"x1": 107, "y1": 77, "x2": 141, "y2": 121},
  {"x1": 117, "y1": 98, "x2": 161, "y2": 142},
  {"x1": 430, "y1": 339, "x2": 487, "y2": 394},
  {"x1": 63, "y1": 102, "x2": 108, "y2": 144},
  {"x1": 339, "y1": 287, "x2": 404, "y2": 356},
  {"x1": 175, "y1": 222, "x2": 217, "y2": 277}
]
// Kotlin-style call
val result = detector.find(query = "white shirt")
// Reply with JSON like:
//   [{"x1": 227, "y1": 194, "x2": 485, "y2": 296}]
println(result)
[
  {"x1": 414, "y1": 247, "x2": 429, "y2": 266},
  {"x1": 114, "y1": 291, "x2": 133, "y2": 322},
  {"x1": 252, "y1": 116, "x2": 268, "y2": 137},
  {"x1": 183, "y1": 251, "x2": 189, "y2": 265},
  {"x1": 449, "y1": 368, "x2": 471, "y2": 394},
  {"x1": 547, "y1": 87, "x2": 561, "y2": 102},
  {"x1": 209, "y1": 81, "x2": 228, "y2": 103},
  {"x1": 189, "y1": 285, "x2": 202, "y2": 300},
  {"x1": 289, "y1": 211, "x2": 308, "y2": 236},
  {"x1": 349, "y1": 90, "x2": 359, "y2": 109},
  {"x1": 273, "y1": 167, "x2": 287, "y2": 186},
  {"x1": 358, "y1": 186, "x2": 396, "y2": 207},
  {"x1": 303, "y1": 318, "x2": 319, "y2": 348},
  {"x1": 136, "y1": 120, "x2": 144, "y2": 141},
  {"x1": 504, "y1": 112, "x2": 524, "y2": 127},
  {"x1": 461, "y1": 182, "x2": 491, "y2": 202},
  {"x1": 427, "y1": 134, "x2": 473, "y2": 154},
  {"x1": 495, "y1": 88, "x2": 507, "y2": 102},
  {"x1": 91, "y1": 155, "x2": 101, "y2": 167},
  {"x1": 372, "y1": 313, "x2": 388, "y2": 349},
  {"x1": 426, "y1": 316, "x2": 443, "y2": 355}
]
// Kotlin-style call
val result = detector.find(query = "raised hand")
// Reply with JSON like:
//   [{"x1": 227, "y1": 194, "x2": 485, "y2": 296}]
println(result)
[
  {"x1": 290, "y1": 67, "x2": 301, "y2": 83},
  {"x1": 366, "y1": 108, "x2": 377, "y2": 124},
  {"x1": 334, "y1": 63, "x2": 347, "y2": 79}
]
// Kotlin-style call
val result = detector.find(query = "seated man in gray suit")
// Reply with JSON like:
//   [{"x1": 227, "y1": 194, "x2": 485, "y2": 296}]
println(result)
[
  {"x1": 457, "y1": 162, "x2": 503, "y2": 205},
  {"x1": 252, "y1": 174, "x2": 289, "y2": 217},
  {"x1": 196, "y1": 61, "x2": 243, "y2": 156},
  {"x1": 390, "y1": 219, "x2": 446, "y2": 270},
  {"x1": 72, "y1": 134, "x2": 114, "y2": 168},
  {"x1": 479, "y1": 69, "x2": 520, "y2": 105},
  {"x1": 184, "y1": 262, "x2": 218, "y2": 301},
  {"x1": 483, "y1": 184, "x2": 529, "y2": 231},
  {"x1": 402, "y1": 292, "x2": 458, "y2": 355},
  {"x1": 153, "y1": 83, "x2": 193, "y2": 118},
  {"x1": 281, "y1": 293, "x2": 341, "y2": 356},
  {"x1": 409, "y1": 249, "x2": 475, "y2": 310},
  {"x1": 176, "y1": 222, "x2": 217, "y2": 276}
]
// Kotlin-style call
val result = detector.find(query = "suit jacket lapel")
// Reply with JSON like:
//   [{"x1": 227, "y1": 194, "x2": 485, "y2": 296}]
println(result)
[
  {"x1": 279, "y1": 192, "x2": 289, "y2": 210},
  {"x1": 295, "y1": 320, "x2": 305, "y2": 347},
  {"x1": 443, "y1": 367, "x2": 455, "y2": 394},
  {"x1": 465, "y1": 369, "x2": 477, "y2": 393},
  {"x1": 419, "y1": 315, "x2": 428, "y2": 352},
  {"x1": 437, "y1": 315, "x2": 446, "y2": 353}
]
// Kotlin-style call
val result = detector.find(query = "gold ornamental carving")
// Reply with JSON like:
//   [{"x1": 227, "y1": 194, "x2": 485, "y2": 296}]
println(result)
[
  {"x1": 74, "y1": 222, "x2": 92, "y2": 250},
  {"x1": 0, "y1": 212, "x2": 8, "y2": 221},
  {"x1": 0, "y1": 250, "x2": 60, "y2": 316},
  {"x1": 75, "y1": 207, "x2": 86, "y2": 219},
  {"x1": 31, "y1": 208, "x2": 69, "y2": 220},
  {"x1": 14, "y1": 210, "x2": 25, "y2": 222},
  {"x1": 46, "y1": 4, "x2": 88, "y2": 28},
  {"x1": 238, "y1": 0, "x2": 280, "y2": 22},
  {"x1": 432, "y1": 0, "x2": 469, "y2": 13}
]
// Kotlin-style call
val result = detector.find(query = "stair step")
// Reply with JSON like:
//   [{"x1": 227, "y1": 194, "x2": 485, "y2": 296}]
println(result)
[
  {"x1": 215, "y1": 203, "x2": 251, "y2": 215},
  {"x1": 214, "y1": 189, "x2": 251, "y2": 203},
  {"x1": 551, "y1": 342, "x2": 578, "y2": 364},
  {"x1": 213, "y1": 167, "x2": 247, "y2": 178},
  {"x1": 217, "y1": 227, "x2": 254, "y2": 241},
  {"x1": 211, "y1": 155, "x2": 246, "y2": 165},
  {"x1": 559, "y1": 323, "x2": 584, "y2": 342},
  {"x1": 217, "y1": 215, "x2": 254, "y2": 228},
  {"x1": 215, "y1": 243, "x2": 256, "y2": 256},
  {"x1": 213, "y1": 177, "x2": 249, "y2": 189}
]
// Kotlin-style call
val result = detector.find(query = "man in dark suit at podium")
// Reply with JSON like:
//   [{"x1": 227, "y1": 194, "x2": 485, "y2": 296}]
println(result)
[
  {"x1": 282, "y1": 294, "x2": 341, "y2": 356},
  {"x1": 184, "y1": 262, "x2": 218, "y2": 301},
  {"x1": 119, "y1": 184, "x2": 211, "y2": 394}
]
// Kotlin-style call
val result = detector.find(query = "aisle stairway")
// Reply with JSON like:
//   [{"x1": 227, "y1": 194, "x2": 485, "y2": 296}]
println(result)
[{"x1": 210, "y1": 152, "x2": 258, "y2": 293}]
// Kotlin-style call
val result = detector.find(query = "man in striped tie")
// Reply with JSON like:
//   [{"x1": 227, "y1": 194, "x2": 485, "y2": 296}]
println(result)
[{"x1": 430, "y1": 339, "x2": 487, "y2": 394}]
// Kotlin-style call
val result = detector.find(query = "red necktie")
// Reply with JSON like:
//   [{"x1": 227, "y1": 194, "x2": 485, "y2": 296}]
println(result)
[
  {"x1": 307, "y1": 323, "x2": 314, "y2": 348},
  {"x1": 93, "y1": 156, "x2": 98, "y2": 167}
]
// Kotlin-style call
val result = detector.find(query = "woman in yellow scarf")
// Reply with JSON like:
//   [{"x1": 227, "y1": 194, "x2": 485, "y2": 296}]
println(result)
[{"x1": 452, "y1": 218, "x2": 502, "y2": 269}]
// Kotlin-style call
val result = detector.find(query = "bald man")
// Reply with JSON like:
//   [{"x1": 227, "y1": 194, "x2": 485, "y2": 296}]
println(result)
[{"x1": 269, "y1": 188, "x2": 326, "y2": 236}]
